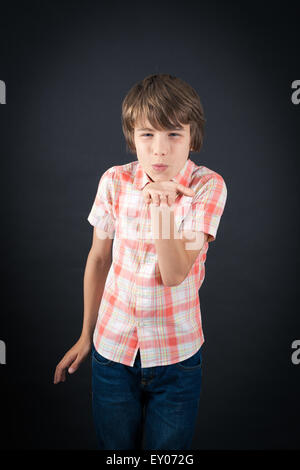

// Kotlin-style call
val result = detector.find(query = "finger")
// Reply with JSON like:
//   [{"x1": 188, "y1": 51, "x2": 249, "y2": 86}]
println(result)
[
  {"x1": 152, "y1": 192, "x2": 160, "y2": 206},
  {"x1": 54, "y1": 363, "x2": 66, "y2": 384},
  {"x1": 145, "y1": 193, "x2": 151, "y2": 204},
  {"x1": 54, "y1": 364, "x2": 63, "y2": 384},
  {"x1": 177, "y1": 184, "x2": 195, "y2": 197},
  {"x1": 68, "y1": 356, "x2": 82, "y2": 374},
  {"x1": 54, "y1": 352, "x2": 77, "y2": 383},
  {"x1": 167, "y1": 194, "x2": 176, "y2": 206},
  {"x1": 57, "y1": 361, "x2": 69, "y2": 383},
  {"x1": 160, "y1": 193, "x2": 168, "y2": 207},
  {"x1": 143, "y1": 188, "x2": 150, "y2": 201},
  {"x1": 54, "y1": 368, "x2": 60, "y2": 384}
]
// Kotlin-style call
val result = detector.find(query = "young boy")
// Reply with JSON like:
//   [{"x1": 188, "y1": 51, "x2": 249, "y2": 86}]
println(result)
[{"x1": 53, "y1": 73, "x2": 227, "y2": 451}]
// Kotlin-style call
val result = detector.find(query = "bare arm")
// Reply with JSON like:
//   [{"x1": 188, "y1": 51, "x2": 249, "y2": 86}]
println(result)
[
  {"x1": 142, "y1": 181, "x2": 208, "y2": 287},
  {"x1": 54, "y1": 228, "x2": 113, "y2": 384},
  {"x1": 151, "y1": 205, "x2": 208, "y2": 286},
  {"x1": 81, "y1": 232, "x2": 113, "y2": 341}
]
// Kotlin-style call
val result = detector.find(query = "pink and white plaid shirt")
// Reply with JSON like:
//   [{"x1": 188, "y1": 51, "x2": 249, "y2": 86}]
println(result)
[{"x1": 87, "y1": 158, "x2": 227, "y2": 367}]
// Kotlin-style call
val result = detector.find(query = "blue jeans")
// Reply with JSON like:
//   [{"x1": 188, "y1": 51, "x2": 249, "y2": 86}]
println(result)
[{"x1": 91, "y1": 342, "x2": 203, "y2": 450}]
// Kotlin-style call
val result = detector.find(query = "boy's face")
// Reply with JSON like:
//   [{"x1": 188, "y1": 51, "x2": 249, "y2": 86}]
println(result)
[{"x1": 133, "y1": 119, "x2": 192, "y2": 182}]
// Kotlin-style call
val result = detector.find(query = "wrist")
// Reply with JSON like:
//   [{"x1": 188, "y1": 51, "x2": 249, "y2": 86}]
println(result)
[{"x1": 80, "y1": 330, "x2": 93, "y2": 343}]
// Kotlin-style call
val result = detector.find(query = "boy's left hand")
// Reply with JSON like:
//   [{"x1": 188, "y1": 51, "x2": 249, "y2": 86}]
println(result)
[{"x1": 142, "y1": 181, "x2": 195, "y2": 207}]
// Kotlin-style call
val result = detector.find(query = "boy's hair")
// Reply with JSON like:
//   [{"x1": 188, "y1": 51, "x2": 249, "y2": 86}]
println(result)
[{"x1": 121, "y1": 73, "x2": 206, "y2": 155}]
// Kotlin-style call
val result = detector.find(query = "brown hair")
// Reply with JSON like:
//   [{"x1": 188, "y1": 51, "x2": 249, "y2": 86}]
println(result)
[{"x1": 121, "y1": 73, "x2": 206, "y2": 155}]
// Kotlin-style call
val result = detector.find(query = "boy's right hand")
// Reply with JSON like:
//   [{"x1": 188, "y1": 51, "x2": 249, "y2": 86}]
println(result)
[{"x1": 53, "y1": 336, "x2": 92, "y2": 384}]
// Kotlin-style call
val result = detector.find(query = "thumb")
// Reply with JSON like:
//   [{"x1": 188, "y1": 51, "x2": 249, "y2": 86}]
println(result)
[
  {"x1": 68, "y1": 357, "x2": 82, "y2": 374},
  {"x1": 177, "y1": 183, "x2": 195, "y2": 197}
]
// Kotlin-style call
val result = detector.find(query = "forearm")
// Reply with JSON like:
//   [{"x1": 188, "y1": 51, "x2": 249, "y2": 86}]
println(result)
[
  {"x1": 81, "y1": 252, "x2": 112, "y2": 341},
  {"x1": 151, "y1": 205, "x2": 189, "y2": 286}
]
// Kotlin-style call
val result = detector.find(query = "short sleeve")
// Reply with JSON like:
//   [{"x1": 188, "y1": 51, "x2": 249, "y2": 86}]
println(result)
[
  {"x1": 178, "y1": 175, "x2": 227, "y2": 243},
  {"x1": 87, "y1": 167, "x2": 116, "y2": 238}
]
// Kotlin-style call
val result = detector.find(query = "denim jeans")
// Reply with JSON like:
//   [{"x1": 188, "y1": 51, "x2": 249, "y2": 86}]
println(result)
[{"x1": 91, "y1": 342, "x2": 203, "y2": 450}]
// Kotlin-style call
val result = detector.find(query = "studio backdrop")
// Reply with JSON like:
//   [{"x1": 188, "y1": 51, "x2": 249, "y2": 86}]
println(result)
[{"x1": 0, "y1": 0, "x2": 299, "y2": 450}]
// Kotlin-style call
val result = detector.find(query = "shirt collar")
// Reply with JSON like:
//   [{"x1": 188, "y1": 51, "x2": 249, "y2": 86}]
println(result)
[{"x1": 133, "y1": 158, "x2": 195, "y2": 191}]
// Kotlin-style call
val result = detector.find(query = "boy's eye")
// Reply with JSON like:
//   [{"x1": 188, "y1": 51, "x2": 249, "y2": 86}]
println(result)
[{"x1": 141, "y1": 133, "x2": 180, "y2": 137}]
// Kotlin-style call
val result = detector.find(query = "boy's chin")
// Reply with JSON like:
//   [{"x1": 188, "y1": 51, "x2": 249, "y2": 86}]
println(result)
[{"x1": 147, "y1": 172, "x2": 171, "y2": 182}]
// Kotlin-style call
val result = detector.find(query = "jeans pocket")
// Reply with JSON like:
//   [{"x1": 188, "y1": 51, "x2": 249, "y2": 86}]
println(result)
[
  {"x1": 92, "y1": 346, "x2": 112, "y2": 366},
  {"x1": 174, "y1": 348, "x2": 202, "y2": 370}
]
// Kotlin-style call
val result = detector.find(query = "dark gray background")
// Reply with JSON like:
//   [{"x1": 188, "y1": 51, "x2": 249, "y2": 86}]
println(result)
[{"x1": 0, "y1": 0, "x2": 299, "y2": 450}]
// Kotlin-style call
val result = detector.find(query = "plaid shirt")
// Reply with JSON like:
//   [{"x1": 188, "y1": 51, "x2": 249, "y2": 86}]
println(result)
[{"x1": 87, "y1": 158, "x2": 227, "y2": 367}]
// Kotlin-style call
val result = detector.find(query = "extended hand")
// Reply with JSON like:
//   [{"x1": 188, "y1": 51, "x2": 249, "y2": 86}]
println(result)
[{"x1": 142, "y1": 181, "x2": 195, "y2": 207}]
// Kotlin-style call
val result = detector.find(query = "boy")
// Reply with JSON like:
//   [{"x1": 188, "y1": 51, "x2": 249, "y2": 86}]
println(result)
[{"x1": 53, "y1": 74, "x2": 227, "y2": 450}]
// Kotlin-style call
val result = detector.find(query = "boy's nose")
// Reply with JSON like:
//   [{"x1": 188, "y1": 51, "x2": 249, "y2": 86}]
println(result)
[
  {"x1": 153, "y1": 136, "x2": 169, "y2": 156},
  {"x1": 154, "y1": 150, "x2": 167, "y2": 157},
  {"x1": 153, "y1": 144, "x2": 168, "y2": 156}
]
